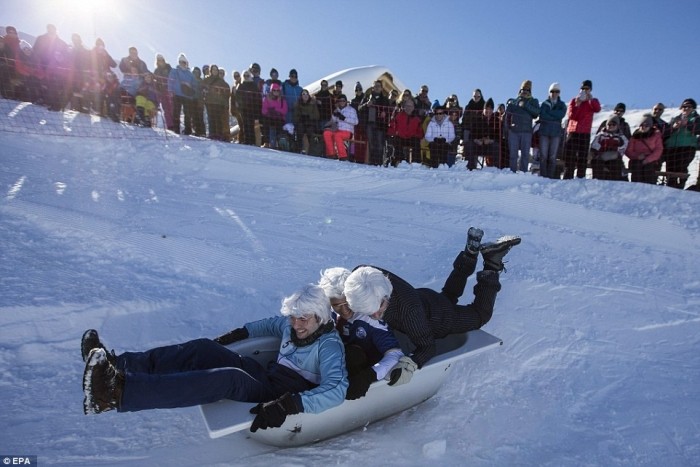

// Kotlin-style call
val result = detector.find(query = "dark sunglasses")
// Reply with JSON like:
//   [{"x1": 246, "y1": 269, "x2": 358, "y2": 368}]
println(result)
[{"x1": 520, "y1": 88, "x2": 531, "y2": 93}]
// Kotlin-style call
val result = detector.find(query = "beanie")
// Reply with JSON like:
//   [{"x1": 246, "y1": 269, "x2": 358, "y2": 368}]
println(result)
[
  {"x1": 607, "y1": 115, "x2": 620, "y2": 126},
  {"x1": 614, "y1": 102, "x2": 626, "y2": 112},
  {"x1": 520, "y1": 80, "x2": 532, "y2": 91},
  {"x1": 177, "y1": 53, "x2": 188, "y2": 66},
  {"x1": 640, "y1": 114, "x2": 654, "y2": 128},
  {"x1": 432, "y1": 99, "x2": 441, "y2": 110},
  {"x1": 289, "y1": 69, "x2": 297, "y2": 77},
  {"x1": 681, "y1": 98, "x2": 697, "y2": 109},
  {"x1": 355, "y1": 81, "x2": 363, "y2": 92},
  {"x1": 549, "y1": 82, "x2": 561, "y2": 92},
  {"x1": 485, "y1": 98, "x2": 495, "y2": 109},
  {"x1": 581, "y1": 80, "x2": 592, "y2": 89}
]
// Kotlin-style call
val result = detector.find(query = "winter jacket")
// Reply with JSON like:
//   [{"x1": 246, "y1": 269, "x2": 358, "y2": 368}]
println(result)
[
  {"x1": 153, "y1": 63, "x2": 172, "y2": 93},
  {"x1": 566, "y1": 97, "x2": 601, "y2": 134},
  {"x1": 136, "y1": 80, "x2": 158, "y2": 105},
  {"x1": 590, "y1": 129, "x2": 628, "y2": 158},
  {"x1": 597, "y1": 116, "x2": 631, "y2": 140},
  {"x1": 505, "y1": 96, "x2": 540, "y2": 133},
  {"x1": 237, "y1": 80, "x2": 262, "y2": 118},
  {"x1": 168, "y1": 66, "x2": 195, "y2": 98},
  {"x1": 282, "y1": 79, "x2": 303, "y2": 123},
  {"x1": 335, "y1": 313, "x2": 403, "y2": 381},
  {"x1": 359, "y1": 92, "x2": 391, "y2": 129},
  {"x1": 387, "y1": 110, "x2": 424, "y2": 139},
  {"x1": 424, "y1": 117, "x2": 456, "y2": 143},
  {"x1": 538, "y1": 98, "x2": 567, "y2": 137},
  {"x1": 244, "y1": 316, "x2": 348, "y2": 414},
  {"x1": 328, "y1": 104, "x2": 359, "y2": 134},
  {"x1": 293, "y1": 99, "x2": 320, "y2": 126},
  {"x1": 203, "y1": 75, "x2": 230, "y2": 106},
  {"x1": 471, "y1": 112, "x2": 501, "y2": 142},
  {"x1": 664, "y1": 111, "x2": 700, "y2": 149},
  {"x1": 625, "y1": 129, "x2": 663, "y2": 164},
  {"x1": 262, "y1": 95, "x2": 288, "y2": 123}
]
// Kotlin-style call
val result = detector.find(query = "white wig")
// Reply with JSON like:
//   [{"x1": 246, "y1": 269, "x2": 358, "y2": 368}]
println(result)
[
  {"x1": 318, "y1": 267, "x2": 351, "y2": 299},
  {"x1": 280, "y1": 284, "x2": 332, "y2": 324},
  {"x1": 344, "y1": 266, "x2": 393, "y2": 316}
]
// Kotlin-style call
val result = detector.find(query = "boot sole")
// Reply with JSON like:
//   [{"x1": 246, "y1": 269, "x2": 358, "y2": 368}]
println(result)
[{"x1": 83, "y1": 348, "x2": 107, "y2": 414}]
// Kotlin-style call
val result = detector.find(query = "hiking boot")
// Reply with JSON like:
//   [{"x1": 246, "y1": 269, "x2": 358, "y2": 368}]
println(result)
[
  {"x1": 81, "y1": 329, "x2": 106, "y2": 362},
  {"x1": 465, "y1": 227, "x2": 484, "y2": 255},
  {"x1": 83, "y1": 348, "x2": 124, "y2": 415},
  {"x1": 481, "y1": 235, "x2": 521, "y2": 272}
]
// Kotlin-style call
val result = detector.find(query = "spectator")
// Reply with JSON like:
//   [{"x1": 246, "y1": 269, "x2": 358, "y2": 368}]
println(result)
[
  {"x1": 465, "y1": 88, "x2": 485, "y2": 113},
  {"x1": 537, "y1": 82, "x2": 567, "y2": 178},
  {"x1": 388, "y1": 89, "x2": 399, "y2": 109},
  {"x1": 350, "y1": 81, "x2": 368, "y2": 163},
  {"x1": 293, "y1": 89, "x2": 320, "y2": 154},
  {"x1": 467, "y1": 98, "x2": 501, "y2": 169},
  {"x1": 261, "y1": 82, "x2": 288, "y2": 149},
  {"x1": 263, "y1": 67, "x2": 281, "y2": 96},
  {"x1": 229, "y1": 70, "x2": 244, "y2": 142},
  {"x1": 650, "y1": 102, "x2": 669, "y2": 135},
  {"x1": 313, "y1": 79, "x2": 333, "y2": 128},
  {"x1": 249, "y1": 62, "x2": 264, "y2": 92},
  {"x1": 589, "y1": 115, "x2": 628, "y2": 181},
  {"x1": 446, "y1": 103, "x2": 462, "y2": 167},
  {"x1": 424, "y1": 104, "x2": 456, "y2": 168},
  {"x1": 414, "y1": 84, "x2": 432, "y2": 118},
  {"x1": 202, "y1": 64, "x2": 231, "y2": 141},
  {"x1": 663, "y1": 98, "x2": 700, "y2": 189},
  {"x1": 282, "y1": 68, "x2": 302, "y2": 124},
  {"x1": 562, "y1": 79, "x2": 601, "y2": 179},
  {"x1": 90, "y1": 38, "x2": 116, "y2": 116},
  {"x1": 323, "y1": 94, "x2": 358, "y2": 160},
  {"x1": 101, "y1": 71, "x2": 121, "y2": 122},
  {"x1": 0, "y1": 34, "x2": 12, "y2": 99},
  {"x1": 191, "y1": 67, "x2": 206, "y2": 136},
  {"x1": 597, "y1": 102, "x2": 631, "y2": 139},
  {"x1": 398, "y1": 89, "x2": 415, "y2": 108},
  {"x1": 119, "y1": 62, "x2": 142, "y2": 99},
  {"x1": 505, "y1": 80, "x2": 540, "y2": 172},
  {"x1": 330, "y1": 79, "x2": 344, "y2": 108},
  {"x1": 118, "y1": 46, "x2": 148, "y2": 76},
  {"x1": 153, "y1": 54, "x2": 174, "y2": 131},
  {"x1": 134, "y1": 72, "x2": 158, "y2": 127},
  {"x1": 359, "y1": 80, "x2": 390, "y2": 165},
  {"x1": 386, "y1": 98, "x2": 424, "y2": 166},
  {"x1": 168, "y1": 53, "x2": 195, "y2": 135},
  {"x1": 66, "y1": 33, "x2": 92, "y2": 112},
  {"x1": 443, "y1": 94, "x2": 461, "y2": 113},
  {"x1": 33, "y1": 24, "x2": 70, "y2": 111},
  {"x1": 625, "y1": 114, "x2": 663, "y2": 184},
  {"x1": 237, "y1": 69, "x2": 262, "y2": 146}
]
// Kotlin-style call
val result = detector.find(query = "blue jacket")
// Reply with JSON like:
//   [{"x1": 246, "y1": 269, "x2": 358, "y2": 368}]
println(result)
[
  {"x1": 168, "y1": 66, "x2": 195, "y2": 98},
  {"x1": 506, "y1": 96, "x2": 540, "y2": 133},
  {"x1": 282, "y1": 79, "x2": 303, "y2": 123},
  {"x1": 245, "y1": 316, "x2": 348, "y2": 414},
  {"x1": 335, "y1": 313, "x2": 403, "y2": 380},
  {"x1": 538, "y1": 98, "x2": 567, "y2": 137}
]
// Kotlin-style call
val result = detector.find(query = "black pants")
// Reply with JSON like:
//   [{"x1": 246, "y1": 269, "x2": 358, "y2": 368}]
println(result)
[
  {"x1": 664, "y1": 146, "x2": 696, "y2": 189},
  {"x1": 172, "y1": 95, "x2": 193, "y2": 135},
  {"x1": 563, "y1": 132, "x2": 591, "y2": 179}
]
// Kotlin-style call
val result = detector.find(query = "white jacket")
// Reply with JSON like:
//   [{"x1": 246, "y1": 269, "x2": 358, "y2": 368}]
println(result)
[
  {"x1": 424, "y1": 117, "x2": 456, "y2": 143},
  {"x1": 329, "y1": 104, "x2": 359, "y2": 133}
]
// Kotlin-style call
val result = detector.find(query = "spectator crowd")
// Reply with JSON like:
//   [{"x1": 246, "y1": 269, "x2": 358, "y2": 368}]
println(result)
[{"x1": 1, "y1": 24, "x2": 698, "y2": 189}]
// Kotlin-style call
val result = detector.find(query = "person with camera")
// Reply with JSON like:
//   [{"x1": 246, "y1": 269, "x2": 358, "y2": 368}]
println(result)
[
  {"x1": 562, "y1": 80, "x2": 601, "y2": 179},
  {"x1": 423, "y1": 103, "x2": 455, "y2": 168},
  {"x1": 323, "y1": 94, "x2": 358, "y2": 160},
  {"x1": 505, "y1": 80, "x2": 540, "y2": 173},
  {"x1": 359, "y1": 80, "x2": 391, "y2": 165}
]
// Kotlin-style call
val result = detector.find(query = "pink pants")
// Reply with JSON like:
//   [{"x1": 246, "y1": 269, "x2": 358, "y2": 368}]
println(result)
[{"x1": 323, "y1": 130, "x2": 352, "y2": 159}]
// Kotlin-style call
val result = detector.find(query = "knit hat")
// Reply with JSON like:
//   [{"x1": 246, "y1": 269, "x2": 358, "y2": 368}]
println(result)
[
  {"x1": 520, "y1": 80, "x2": 532, "y2": 91},
  {"x1": 681, "y1": 98, "x2": 697, "y2": 109},
  {"x1": 640, "y1": 114, "x2": 654, "y2": 128},
  {"x1": 270, "y1": 82, "x2": 281, "y2": 91},
  {"x1": 5, "y1": 26, "x2": 17, "y2": 35},
  {"x1": 485, "y1": 98, "x2": 495, "y2": 109},
  {"x1": 432, "y1": 99, "x2": 441, "y2": 110},
  {"x1": 177, "y1": 53, "x2": 188, "y2": 66},
  {"x1": 270, "y1": 68, "x2": 278, "y2": 77},
  {"x1": 355, "y1": 81, "x2": 363, "y2": 92},
  {"x1": 289, "y1": 69, "x2": 297, "y2": 78},
  {"x1": 156, "y1": 53, "x2": 165, "y2": 61},
  {"x1": 335, "y1": 80, "x2": 343, "y2": 87},
  {"x1": 549, "y1": 82, "x2": 561, "y2": 92},
  {"x1": 336, "y1": 94, "x2": 347, "y2": 101},
  {"x1": 581, "y1": 80, "x2": 593, "y2": 89},
  {"x1": 607, "y1": 115, "x2": 620, "y2": 126},
  {"x1": 614, "y1": 102, "x2": 626, "y2": 112}
]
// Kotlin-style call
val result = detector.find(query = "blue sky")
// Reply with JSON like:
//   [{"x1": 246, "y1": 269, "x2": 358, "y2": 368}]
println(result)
[{"x1": 4, "y1": 0, "x2": 699, "y2": 111}]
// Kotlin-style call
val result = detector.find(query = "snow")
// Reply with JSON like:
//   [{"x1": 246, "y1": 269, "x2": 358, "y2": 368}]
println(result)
[{"x1": 1, "y1": 99, "x2": 700, "y2": 466}]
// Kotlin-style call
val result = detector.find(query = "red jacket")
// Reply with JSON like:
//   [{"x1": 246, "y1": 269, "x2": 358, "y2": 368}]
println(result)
[
  {"x1": 387, "y1": 111, "x2": 424, "y2": 139},
  {"x1": 625, "y1": 129, "x2": 663, "y2": 164},
  {"x1": 566, "y1": 97, "x2": 601, "y2": 134}
]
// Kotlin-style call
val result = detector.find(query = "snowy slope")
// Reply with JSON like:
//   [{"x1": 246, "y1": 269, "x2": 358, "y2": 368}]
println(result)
[{"x1": 1, "y1": 102, "x2": 700, "y2": 466}]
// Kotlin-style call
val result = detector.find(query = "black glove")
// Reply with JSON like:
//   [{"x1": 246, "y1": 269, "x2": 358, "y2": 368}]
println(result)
[
  {"x1": 434, "y1": 137, "x2": 446, "y2": 144},
  {"x1": 249, "y1": 392, "x2": 302, "y2": 432},
  {"x1": 213, "y1": 327, "x2": 248, "y2": 345},
  {"x1": 346, "y1": 367, "x2": 376, "y2": 400},
  {"x1": 333, "y1": 110, "x2": 345, "y2": 120}
]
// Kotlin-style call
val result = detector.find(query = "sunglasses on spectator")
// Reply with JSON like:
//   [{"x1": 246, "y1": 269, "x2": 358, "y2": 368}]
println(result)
[
  {"x1": 520, "y1": 88, "x2": 531, "y2": 92},
  {"x1": 580, "y1": 87, "x2": 590, "y2": 91},
  {"x1": 681, "y1": 105, "x2": 692, "y2": 109},
  {"x1": 614, "y1": 109, "x2": 625, "y2": 113},
  {"x1": 607, "y1": 122, "x2": 618, "y2": 126},
  {"x1": 550, "y1": 90, "x2": 560, "y2": 93}
]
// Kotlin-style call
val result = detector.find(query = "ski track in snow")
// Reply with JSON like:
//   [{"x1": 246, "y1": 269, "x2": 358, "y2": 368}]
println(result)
[{"x1": 1, "y1": 101, "x2": 700, "y2": 466}]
